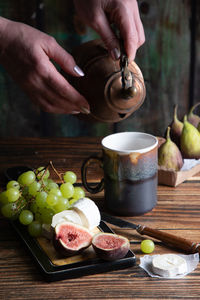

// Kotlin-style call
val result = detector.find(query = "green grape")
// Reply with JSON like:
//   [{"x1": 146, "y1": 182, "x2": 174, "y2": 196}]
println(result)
[
  {"x1": 44, "y1": 179, "x2": 58, "y2": 190},
  {"x1": 35, "y1": 191, "x2": 47, "y2": 208},
  {"x1": 63, "y1": 171, "x2": 77, "y2": 184},
  {"x1": 34, "y1": 212, "x2": 42, "y2": 222},
  {"x1": 46, "y1": 194, "x2": 58, "y2": 206},
  {"x1": 19, "y1": 209, "x2": 34, "y2": 225},
  {"x1": 73, "y1": 187, "x2": 85, "y2": 200},
  {"x1": 6, "y1": 180, "x2": 20, "y2": 190},
  {"x1": 17, "y1": 174, "x2": 24, "y2": 185},
  {"x1": 28, "y1": 221, "x2": 42, "y2": 237},
  {"x1": 140, "y1": 239, "x2": 155, "y2": 254},
  {"x1": 36, "y1": 167, "x2": 50, "y2": 180},
  {"x1": 1, "y1": 203, "x2": 17, "y2": 218},
  {"x1": 60, "y1": 182, "x2": 74, "y2": 198},
  {"x1": 29, "y1": 201, "x2": 38, "y2": 214},
  {"x1": 6, "y1": 188, "x2": 20, "y2": 202},
  {"x1": 54, "y1": 197, "x2": 70, "y2": 213},
  {"x1": 28, "y1": 181, "x2": 41, "y2": 196},
  {"x1": 40, "y1": 207, "x2": 54, "y2": 224},
  {"x1": 0, "y1": 191, "x2": 9, "y2": 205},
  {"x1": 49, "y1": 188, "x2": 62, "y2": 197},
  {"x1": 20, "y1": 171, "x2": 36, "y2": 186}
]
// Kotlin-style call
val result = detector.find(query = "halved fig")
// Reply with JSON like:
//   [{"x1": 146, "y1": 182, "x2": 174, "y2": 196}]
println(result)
[
  {"x1": 92, "y1": 232, "x2": 130, "y2": 261},
  {"x1": 53, "y1": 221, "x2": 93, "y2": 257}
]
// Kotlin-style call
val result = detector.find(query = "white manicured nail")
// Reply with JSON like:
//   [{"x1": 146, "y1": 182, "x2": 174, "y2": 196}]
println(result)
[
  {"x1": 81, "y1": 107, "x2": 90, "y2": 114},
  {"x1": 111, "y1": 48, "x2": 120, "y2": 60},
  {"x1": 74, "y1": 65, "x2": 85, "y2": 76},
  {"x1": 71, "y1": 111, "x2": 80, "y2": 114}
]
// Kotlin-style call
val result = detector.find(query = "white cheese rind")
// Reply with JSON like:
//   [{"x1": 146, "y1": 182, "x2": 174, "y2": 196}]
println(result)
[
  {"x1": 72, "y1": 197, "x2": 101, "y2": 230},
  {"x1": 51, "y1": 210, "x2": 82, "y2": 228},
  {"x1": 152, "y1": 254, "x2": 188, "y2": 277}
]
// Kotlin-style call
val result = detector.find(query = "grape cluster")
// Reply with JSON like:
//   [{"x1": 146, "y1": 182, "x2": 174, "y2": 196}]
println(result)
[{"x1": 0, "y1": 166, "x2": 85, "y2": 237}]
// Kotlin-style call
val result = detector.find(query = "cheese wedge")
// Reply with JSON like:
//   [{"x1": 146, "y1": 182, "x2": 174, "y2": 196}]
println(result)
[
  {"x1": 51, "y1": 209, "x2": 82, "y2": 228},
  {"x1": 152, "y1": 254, "x2": 188, "y2": 277},
  {"x1": 72, "y1": 197, "x2": 101, "y2": 230}
]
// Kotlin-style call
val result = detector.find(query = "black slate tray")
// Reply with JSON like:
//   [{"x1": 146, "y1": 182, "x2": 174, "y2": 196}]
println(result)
[{"x1": 11, "y1": 220, "x2": 136, "y2": 281}]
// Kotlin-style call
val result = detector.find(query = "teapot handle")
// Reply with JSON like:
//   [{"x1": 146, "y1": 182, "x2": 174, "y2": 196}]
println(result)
[{"x1": 81, "y1": 156, "x2": 104, "y2": 194}]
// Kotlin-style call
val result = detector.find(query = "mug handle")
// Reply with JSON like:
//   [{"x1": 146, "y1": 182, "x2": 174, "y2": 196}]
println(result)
[{"x1": 81, "y1": 156, "x2": 104, "y2": 194}]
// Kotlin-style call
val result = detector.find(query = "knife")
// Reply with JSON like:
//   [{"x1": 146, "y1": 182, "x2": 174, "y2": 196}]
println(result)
[{"x1": 101, "y1": 212, "x2": 200, "y2": 254}]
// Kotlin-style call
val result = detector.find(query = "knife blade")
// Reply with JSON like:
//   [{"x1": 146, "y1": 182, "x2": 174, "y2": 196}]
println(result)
[{"x1": 101, "y1": 212, "x2": 200, "y2": 254}]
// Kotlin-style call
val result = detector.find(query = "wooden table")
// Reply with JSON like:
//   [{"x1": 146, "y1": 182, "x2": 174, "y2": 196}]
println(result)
[{"x1": 0, "y1": 137, "x2": 200, "y2": 300}]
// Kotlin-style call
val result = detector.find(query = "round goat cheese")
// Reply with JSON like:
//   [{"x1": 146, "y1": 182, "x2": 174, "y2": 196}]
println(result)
[
  {"x1": 51, "y1": 209, "x2": 82, "y2": 228},
  {"x1": 152, "y1": 254, "x2": 188, "y2": 277},
  {"x1": 72, "y1": 197, "x2": 101, "y2": 230}
]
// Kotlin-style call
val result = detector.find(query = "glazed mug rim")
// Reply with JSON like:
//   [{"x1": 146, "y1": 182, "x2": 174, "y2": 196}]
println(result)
[{"x1": 101, "y1": 131, "x2": 158, "y2": 154}]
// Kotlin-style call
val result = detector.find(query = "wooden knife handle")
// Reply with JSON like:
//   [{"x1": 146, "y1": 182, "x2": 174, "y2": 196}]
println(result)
[{"x1": 137, "y1": 225, "x2": 200, "y2": 254}]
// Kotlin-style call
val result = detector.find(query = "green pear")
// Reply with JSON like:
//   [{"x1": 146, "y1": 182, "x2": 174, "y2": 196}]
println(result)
[
  {"x1": 158, "y1": 127, "x2": 183, "y2": 171},
  {"x1": 187, "y1": 102, "x2": 200, "y2": 127},
  {"x1": 180, "y1": 115, "x2": 200, "y2": 159},
  {"x1": 170, "y1": 104, "x2": 183, "y2": 148}
]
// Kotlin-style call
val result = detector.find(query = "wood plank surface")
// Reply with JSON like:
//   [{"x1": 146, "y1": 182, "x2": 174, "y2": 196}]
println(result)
[{"x1": 0, "y1": 137, "x2": 200, "y2": 300}]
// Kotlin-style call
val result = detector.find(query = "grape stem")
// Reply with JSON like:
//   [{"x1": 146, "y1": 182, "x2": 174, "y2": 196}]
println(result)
[
  {"x1": 50, "y1": 161, "x2": 64, "y2": 183},
  {"x1": 37, "y1": 163, "x2": 50, "y2": 181}
]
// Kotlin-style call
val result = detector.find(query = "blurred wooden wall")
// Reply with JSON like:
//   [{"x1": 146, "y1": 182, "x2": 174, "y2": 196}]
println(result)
[{"x1": 0, "y1": 0, "x2": 199, "y2": 138}]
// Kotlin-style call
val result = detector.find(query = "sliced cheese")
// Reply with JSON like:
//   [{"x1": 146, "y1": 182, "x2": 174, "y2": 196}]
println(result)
[
  {"x1": 51, "y1": 209, "x2": 82, "y2": 228},
  {"x1": 152, "y1": 254, "x2": 188, "y2": 277},
  {"x1": 72, "y1": 197, "x2": 101, "y2": 230}
]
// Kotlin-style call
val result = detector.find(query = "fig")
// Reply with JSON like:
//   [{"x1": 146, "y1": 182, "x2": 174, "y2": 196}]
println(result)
[
  {"x1": 158, "y1": 127, "x2": 183, "y2": 171},
  {"x1": 53, "y1": 221, "x2": 93, "y2": 257},
  {"x1": 169, "y1": 104, "x2": 183, "y2": 148},
  {"x1": 187, "y1": 102, "x2": 200, "y2": 127},
  {"x1": 92, "y1": 232, "x2": 130, "y2": 261}
]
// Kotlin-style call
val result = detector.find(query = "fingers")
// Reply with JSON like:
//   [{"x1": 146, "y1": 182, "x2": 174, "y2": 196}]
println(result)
[
  {"x1": 110, "y1": 0, "x2": 145, "y2": 61},
  {"x1": 25, "y1": 61, "x2": 90, "y2": 114},
  {"x1": 43, "y1": 37, "x2": 85, "y2": 77},
  {"x1": 35, "y1": 39, "x2": 90, "y2": 114},
  {"x1": 119, "y1": 11, "x2": 145, "y2": 62},
  {"x1": 91, "y1": 11, "x2": 121, "y2": 60},
  {"x1": 74, "y1": 0, "x2": 145, "y2": 62}
]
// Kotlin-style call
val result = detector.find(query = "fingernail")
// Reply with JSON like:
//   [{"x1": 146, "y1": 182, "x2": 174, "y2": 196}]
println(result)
[
  {"x1": 71, "y1": 111, "x2": 80, "y2": 114},
  {"x1": 111, "y1": 48, "x2": 120, "y2": 60},
  {"x1": 74, "y1": 65, "x2": 85, "y2": 76},
  {"x1": 80, "y1": 107, "x2": 90, "y2": 114}
]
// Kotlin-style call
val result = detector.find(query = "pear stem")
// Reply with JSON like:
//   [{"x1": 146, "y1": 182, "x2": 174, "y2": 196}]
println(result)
[{"x1": 173, "y1": 105, "x2": 178, "y2": 121}]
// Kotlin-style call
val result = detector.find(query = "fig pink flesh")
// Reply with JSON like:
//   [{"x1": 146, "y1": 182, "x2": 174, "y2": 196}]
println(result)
[
  {"x1": 57, "y1": 223, "x2": 92, "y2": 249},
  {"x1": 94, "y1": 234, "x2": 125, "y2": 249}
]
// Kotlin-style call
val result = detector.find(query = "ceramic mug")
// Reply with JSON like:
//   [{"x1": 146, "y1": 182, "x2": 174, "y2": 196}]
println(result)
[{"x1": 81, "y1": 132, "x2": 158, "y2": 216}]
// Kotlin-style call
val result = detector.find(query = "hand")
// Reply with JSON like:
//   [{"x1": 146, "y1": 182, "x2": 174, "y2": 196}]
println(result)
[
  {"x1": 73, "y1": 0, "x2": 145, "y2": 62},
  {"x1": 0, "y1": 17, "x2": 90, "y2": 114}
]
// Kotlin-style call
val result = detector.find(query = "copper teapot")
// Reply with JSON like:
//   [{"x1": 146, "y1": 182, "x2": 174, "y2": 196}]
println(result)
[{"x1": 69, "y1": 39, "x2": 146, "y2": 123}]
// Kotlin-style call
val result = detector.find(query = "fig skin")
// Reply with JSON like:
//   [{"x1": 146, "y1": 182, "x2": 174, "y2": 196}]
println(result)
[
  {"x1": 169, "y1": 104, "x2": 183, "y2": 148},
  {"x1": 53, "y1": 221, "x2": 93, "y2": 257},
  {"x1": 92, "y1": 232, "x2": 130, "y2": 261},
  {"x1": 158, "y1": 126, "x2": 183, "y2": 171},
  {"x1": 187, "y1": 102, "x2": 200, "y2": 128}
]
